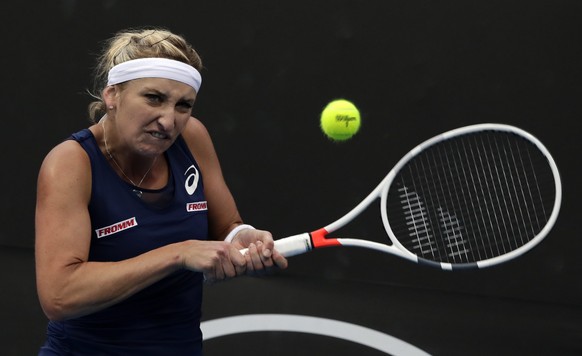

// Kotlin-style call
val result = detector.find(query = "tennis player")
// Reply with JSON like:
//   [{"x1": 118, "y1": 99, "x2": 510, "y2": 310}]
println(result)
[{"x1": 35, "y1": 27, "x2": 287, "y2": 355}]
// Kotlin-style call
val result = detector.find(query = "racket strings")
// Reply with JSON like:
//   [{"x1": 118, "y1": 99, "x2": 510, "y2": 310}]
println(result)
[{"x1": 387, "y1": 130, "x2": 556, "y2": 264}]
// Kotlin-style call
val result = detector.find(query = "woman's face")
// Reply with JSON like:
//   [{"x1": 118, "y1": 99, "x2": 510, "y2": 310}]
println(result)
[{"x1": 107, "y1": 78, "x2": 197, "y2": 157}]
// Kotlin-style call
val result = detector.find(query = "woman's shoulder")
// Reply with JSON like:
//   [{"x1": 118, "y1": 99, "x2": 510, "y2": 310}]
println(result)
[
  {"x1": 39, "y1": 133, "x2": 92, "y2": 181},
  {"x1": 37, "y1": 135, "x2": 92, "y2": 204},
  {"x1": 179, "y1": 116, "x2": 221, "y2": 174},
  {"x1": 182, "y1": 116, "x2": 209, "y2": 138},
  {"x1": 180, "y1": 117, "x2": 214, "y2": 154}
]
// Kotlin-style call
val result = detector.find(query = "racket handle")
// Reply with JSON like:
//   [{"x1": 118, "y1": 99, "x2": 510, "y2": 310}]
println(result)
[{"x1": 239, "y1": 233, "x2": 312, "y2": 257}]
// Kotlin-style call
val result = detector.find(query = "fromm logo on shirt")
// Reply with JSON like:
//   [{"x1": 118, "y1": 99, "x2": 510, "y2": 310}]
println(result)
[
  {"x1": 96, "y1": 217, "x2": 138, "y2": 238},
  {"x1": 187, "y1": 201, "x2": 208, "y2": 212}
]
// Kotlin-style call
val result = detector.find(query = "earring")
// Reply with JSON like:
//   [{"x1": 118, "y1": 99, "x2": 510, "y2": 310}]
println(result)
[{"x1": 108, "y1": 105, "x2": 114, "y2": 110}]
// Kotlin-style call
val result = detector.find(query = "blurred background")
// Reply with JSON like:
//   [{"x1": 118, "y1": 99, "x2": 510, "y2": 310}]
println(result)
[{"x1": 1, "y1": 0, "x2": 581, "y2": 355}]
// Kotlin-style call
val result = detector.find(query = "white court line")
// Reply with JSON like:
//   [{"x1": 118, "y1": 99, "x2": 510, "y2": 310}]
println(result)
[{"x1": 202, "y1": 314, "x2": 431, "y2": 356}]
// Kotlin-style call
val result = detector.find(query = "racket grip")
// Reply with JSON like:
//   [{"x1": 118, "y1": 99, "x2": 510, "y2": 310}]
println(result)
[{"x1": 239, "y1": 233, "x2": 312, "y2": 257}]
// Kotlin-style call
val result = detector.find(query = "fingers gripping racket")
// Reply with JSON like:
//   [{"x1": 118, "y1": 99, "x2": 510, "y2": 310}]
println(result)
[{"x1": 247, "y1": 124, "x2": 562, "y2": 270}]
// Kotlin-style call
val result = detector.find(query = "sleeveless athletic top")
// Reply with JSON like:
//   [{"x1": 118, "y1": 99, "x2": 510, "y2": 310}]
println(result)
[{"x1": 39, "y1": 129, "x2": 208, "y2": 355}]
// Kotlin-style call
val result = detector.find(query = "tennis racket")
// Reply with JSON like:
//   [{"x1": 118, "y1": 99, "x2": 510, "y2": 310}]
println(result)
[{"x1": 246, "y1": 123, "x2": 562, "y2": 270}]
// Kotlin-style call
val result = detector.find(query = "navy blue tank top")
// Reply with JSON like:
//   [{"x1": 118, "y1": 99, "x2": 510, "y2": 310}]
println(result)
[{"x1": 40, "y1": 129, "x2": 208, "y2": 355}]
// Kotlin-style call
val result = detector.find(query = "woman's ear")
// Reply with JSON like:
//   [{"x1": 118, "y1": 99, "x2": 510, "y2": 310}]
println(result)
[{"x1": 102, "y1": 86, "x2": 118, "y2": 110}]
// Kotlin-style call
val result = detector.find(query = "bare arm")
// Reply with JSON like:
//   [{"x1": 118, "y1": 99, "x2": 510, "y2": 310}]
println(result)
[
  {"x1": 182, "y1": 118, "x2": 288, "y2": 271},
  {"x1": 181, "y1": 118, "x2": 243, "y2": 240}
]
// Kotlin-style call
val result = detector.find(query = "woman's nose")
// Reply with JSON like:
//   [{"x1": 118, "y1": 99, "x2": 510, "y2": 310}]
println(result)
[{"x1": 156, "y1": 107, "x2": 176, "y2": 131}]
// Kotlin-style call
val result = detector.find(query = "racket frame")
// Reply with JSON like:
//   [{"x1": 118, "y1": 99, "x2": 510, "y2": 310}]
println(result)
[{"x1": 255, "y1": 124, "x2": 562, "y2": 270}]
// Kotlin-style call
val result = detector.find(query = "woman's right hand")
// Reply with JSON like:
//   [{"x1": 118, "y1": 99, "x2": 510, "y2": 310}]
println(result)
[{"x1": 180, "y1": 240, "x2": 247, "y2": 283}]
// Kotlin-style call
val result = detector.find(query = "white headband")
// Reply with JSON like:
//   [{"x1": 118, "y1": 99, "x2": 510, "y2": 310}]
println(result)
[{"x1": 107, "y1": 58, "x2": 202, "y2": 92}]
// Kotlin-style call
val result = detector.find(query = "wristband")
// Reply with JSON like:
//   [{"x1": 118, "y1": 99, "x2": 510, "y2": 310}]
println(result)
[{"x1": 224, "y1": 224, "x2": 255, "y2": 243}]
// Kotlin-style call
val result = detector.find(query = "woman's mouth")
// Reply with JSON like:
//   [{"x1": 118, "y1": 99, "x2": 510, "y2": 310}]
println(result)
[{"x1": 150, "y1": 131, "x2": 169, "y2": 140}]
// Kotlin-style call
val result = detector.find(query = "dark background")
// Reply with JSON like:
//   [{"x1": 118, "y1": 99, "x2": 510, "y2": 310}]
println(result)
[{"x1": 2, "y1": 0, "x2": 581, "y2": 355}]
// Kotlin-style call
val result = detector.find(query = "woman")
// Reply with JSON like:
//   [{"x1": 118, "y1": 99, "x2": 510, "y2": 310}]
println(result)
[{"x1": 35, "y1": 28, "x2": 287, "y2": 355}]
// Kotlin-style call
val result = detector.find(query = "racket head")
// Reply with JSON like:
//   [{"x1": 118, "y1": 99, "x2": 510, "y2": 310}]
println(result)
[{"x1": 380, "y1": 123, "x2": 561, "y2": 270}]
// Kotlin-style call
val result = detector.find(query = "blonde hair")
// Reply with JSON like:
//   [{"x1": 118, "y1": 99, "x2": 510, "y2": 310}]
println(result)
[{"x1": 88, "y1": 27, "x2": 203, "y2": 122}]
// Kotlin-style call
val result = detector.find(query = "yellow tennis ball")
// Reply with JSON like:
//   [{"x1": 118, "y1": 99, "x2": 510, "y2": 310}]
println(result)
[{"x1": 320, "y1": 99, "x2": 361, "y2": 141}]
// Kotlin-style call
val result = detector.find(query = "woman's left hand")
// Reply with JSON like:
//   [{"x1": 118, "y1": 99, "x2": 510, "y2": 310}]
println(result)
[{"x1": 230, "y1": 228, "x2": 288, "y2": 274}]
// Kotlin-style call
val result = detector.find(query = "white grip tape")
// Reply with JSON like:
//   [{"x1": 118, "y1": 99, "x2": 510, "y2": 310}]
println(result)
[
  {"x1": 274, "y1": 233, "x2": 312, "y2": 257},
  {"x1": 239, "y1": 233, "x2": 312, "y2": 257}
]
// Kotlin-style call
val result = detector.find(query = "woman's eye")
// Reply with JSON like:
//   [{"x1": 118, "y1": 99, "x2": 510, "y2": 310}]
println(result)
[
  {"x1": 145, "y1": 94, "x2": 162, "y2": 103},
  {"x1": 175, "y1": 101, "x2": 194, "y2": 113},
  {"x1": 178, "y1": 101, "x2": 193, "y2": 109}
]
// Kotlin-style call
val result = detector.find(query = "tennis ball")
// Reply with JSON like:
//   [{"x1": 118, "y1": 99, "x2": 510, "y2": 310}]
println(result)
[{"x1": 320, "y1": 99, "x2": 361, "y2": 141}]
